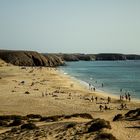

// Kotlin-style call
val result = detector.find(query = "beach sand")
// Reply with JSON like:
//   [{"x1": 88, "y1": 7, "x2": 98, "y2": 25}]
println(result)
[{"x1": 0, "y1": 59, "x2": 140, "y2": 140}]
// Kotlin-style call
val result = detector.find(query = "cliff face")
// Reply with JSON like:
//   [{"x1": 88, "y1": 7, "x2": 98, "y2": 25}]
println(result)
[
  {"x1": 53, "y1": 54, "x2": 95, "y2": 61},
  {"x1": 51, "y1": 53, "x2": 140, "y2": 62},
  {"x1": 53, "y1": 53, "x2": 128, "y2": 61},
  {"x1": 43, "y1": 54, "x2": 65, "y2": 66},
  {"x1": 76, "y1": 54, "x2": 95, "y2": 61},
  {"x1": 48, "y1": 53, "x2": 131, "y2": 61},
  {"x1": 61, "y1": 54, "x2": 79, "y2": 61},
  {"x1": 0, "y1": 50, "x2": 64, "y2": 67},
  {"x1": 1, "y1": 50, "x2": 139, "y2": 67}
]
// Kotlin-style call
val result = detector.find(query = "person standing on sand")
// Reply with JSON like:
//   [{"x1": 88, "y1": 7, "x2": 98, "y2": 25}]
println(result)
[
  {"x1": 45, "y1": 89, "x2": 48, "y2": 97},
  {"x1": 42, "y1": 92, "x2": 44, "y2": 97},
  {"x1": 69, "y1": 93, "x2": 72, "y2": 99},
  {"x1": 104, "y1": 104, "x2": 109, "y2": 110},
  {"x1": 91, "y1": 96, "x2": 94, "y2": 102},
  {"x1": 122, "y1": 95, "x2": 124, "y2": 100},
  {"x1": 107, "y1": 96, "x2": 111, "y2": 104},
  {"x1": 125, "y1": 93, "x2": 128, "y2": 101},
  {"x1": 124, "y1": 104, "x2": 127, "y2": 109},
  {"x1": 95, "y1": 97, "x2": 98, "y2": 102},
  {"x1": 89, "y1": 83, "x2": 91, "y2": 90},
  {"x1": 128, "y1": 95, "x2": 131, "y2": 102},
  {"x1": 120, "y1": 103, "x2": 124, "y2": 109},
  {"x1": 128, "y1": 92, "x2": 131, "y2": 101},
  {"x1": 99, "y1": 105, "x2": 103, "y2": 111}
]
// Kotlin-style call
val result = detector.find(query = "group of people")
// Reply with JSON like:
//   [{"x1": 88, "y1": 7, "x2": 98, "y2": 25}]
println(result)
[
  {"x1": 99, "y1": 104, "x2": 110, "y2": 111},
  {"x1": 88, "y1": 82, "x2": 104, "y2": 92},
  {"x1": 89, "y1": 83, "x2": 96, "y2": 91},
  {"x1": 120, "y1": 92, "x2": 131, "y2": 102},
  {"x1": 98, "y1": 96, "x2": 111, "y2": 111},
  {"x1": 120, "y1": 103, "x2": 127, "y2": 109}
]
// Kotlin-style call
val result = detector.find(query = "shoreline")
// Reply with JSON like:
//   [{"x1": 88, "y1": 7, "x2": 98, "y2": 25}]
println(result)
[
  {"x1": 59, "y1": 60, "x2": 140, "y2": 100},
  {"x1": 58, "y1": 68, "x2": 140, "y2": 103}
]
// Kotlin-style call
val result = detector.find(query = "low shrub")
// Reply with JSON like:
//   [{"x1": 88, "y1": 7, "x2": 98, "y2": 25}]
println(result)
[
  {"x1": 0, "y1": 115, "x2": 23, "y2": 121},
  {"x1": 40, "y1": 115, "x2": 64, "y2": 122},
  {"x1": 125, "y1": 108, "x2": 140, "y2": 118},
  {"x1": 64, "y1": 113, "x2": 93, "y2": 119},
  {"x1": 95, "y1": 133, "x2": 117, "y2": 140},
  {"x1": 21, "y1": 123, "x2": 38, "y2": 130},
  {"x1": 26, "y1": 114, "x2": 42, "y2": 119},
  {"x1": 65, "y1": 122, "x2": 76, "y2": 129},
  {"x1": 9, "y1": 118, "x2": 22, "y2": 126},
  {"x1": 0, "y1": 120, "x2": 9, "y2": 127},
  {"x1": 11, "y1": 127, "x2": 19, "y2": 132},
  {"x1": 87, "y1": 118, "x2": 111, "y2": 132},
  {"x1": 113, "y1": 114, "x2": 123, "y2": 121}
]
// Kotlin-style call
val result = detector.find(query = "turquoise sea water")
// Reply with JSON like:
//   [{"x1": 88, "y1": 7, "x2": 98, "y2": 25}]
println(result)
[{"x1": 60, "y1": 60, "x2": 140, "y2": 99}]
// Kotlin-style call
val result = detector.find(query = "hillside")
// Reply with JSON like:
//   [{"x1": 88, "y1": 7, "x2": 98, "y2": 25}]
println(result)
[{"x1": 0, "y1": 50, "x2": 64, "y2": 67}]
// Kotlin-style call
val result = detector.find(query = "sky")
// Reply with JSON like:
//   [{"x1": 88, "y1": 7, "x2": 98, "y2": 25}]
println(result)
[{"x1": 0, "y1": 0, "x2": 140, "y2": 54}]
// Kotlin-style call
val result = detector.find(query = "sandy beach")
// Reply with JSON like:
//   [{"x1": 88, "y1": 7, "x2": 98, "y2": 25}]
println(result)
[{"x1": 0, "y1": 59, "x2": 140, "y2": 140}]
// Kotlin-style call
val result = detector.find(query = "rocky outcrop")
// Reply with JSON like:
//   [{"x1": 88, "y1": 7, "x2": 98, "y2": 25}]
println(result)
[
  {"x1": 113, "y1": 108, "x2": 140, "y2": 121},
  {"x1": 43, "y1": 54, "x2": 65, "y2": 66},
  {"x1": 0, "y1": 50, "x2": 64, "y2": 67},
  {"x1": 50, "y1": 53, "x2": 96, "y2": 61},
  {"x1": 76, "y1": 54, "x2": 95, "y2": 61},
  {"x1": 60, "y1": 54, "x2": 79, "y2": 61}
]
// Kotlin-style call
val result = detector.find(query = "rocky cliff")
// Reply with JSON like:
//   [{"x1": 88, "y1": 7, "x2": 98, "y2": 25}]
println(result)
[
  {"x1": 50, "y1": 54, "x2": 95, "y2": 61},
  {"x1": 43, "y1": 54, "x2": 65, "y2": 66},
  {"x1": 0, "y1": 50, "x2": 64, "y2": 67},
  {"x1": 50, "y1": 53, "x2": 129, "y2": 61},
  {"x1": 43, "y1": 53, "x2": 140, "y2": 62},
  {"x1": 1, "y1": 50, "x2": 139, "y2": 67}
]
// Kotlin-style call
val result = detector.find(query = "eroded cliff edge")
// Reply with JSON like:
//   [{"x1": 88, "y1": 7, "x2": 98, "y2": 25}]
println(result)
[{"x1": 0, "y1": 50, "x2": 64, "y2": 67}]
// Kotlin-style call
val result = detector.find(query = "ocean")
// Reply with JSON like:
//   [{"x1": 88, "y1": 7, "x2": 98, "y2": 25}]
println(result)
[{"x1": 60, "y1": 60, "x2": 140, "y2": 99}]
